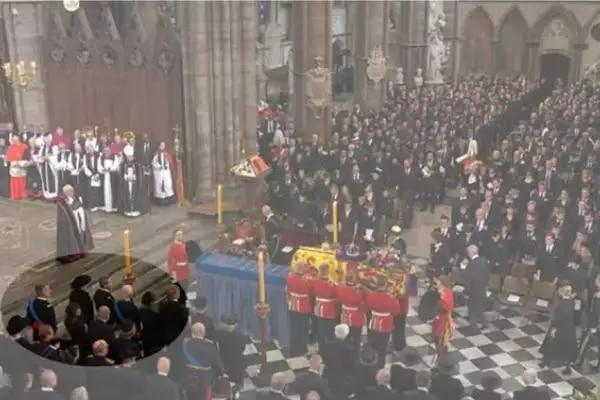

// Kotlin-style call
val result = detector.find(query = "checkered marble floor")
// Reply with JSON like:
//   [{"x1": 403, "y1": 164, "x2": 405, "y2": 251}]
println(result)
[
  {"x1": 188, "y1": 258, "x2": 600, "y2": 400},
  {"x1": 187, "y1": 281, "x2": 598, "y2": 400}
]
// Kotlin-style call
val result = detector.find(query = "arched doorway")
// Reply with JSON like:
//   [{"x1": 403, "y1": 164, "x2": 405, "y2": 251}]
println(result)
[{"x1": 540, "y1": 53, "x2": 570, "y2": 84}]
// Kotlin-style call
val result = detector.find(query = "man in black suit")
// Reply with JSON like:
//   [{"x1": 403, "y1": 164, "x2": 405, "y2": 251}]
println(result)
[
  {"x1": 189, "y1": 297, "x2": 216, "y2": 342},
  {"x1": 93, "y1": 276, "x2": 115, "y2": 324},
  {"x1": 294, "y1": 355, "x2": 331, "y2": 400},
  {"x1": 402, "y1": 370, "x2": 438, "y2": 400},
  {"x1": 145, "y1": 357, "x2": 183, "y2": 400},
  {"x1": 85, "y1": 306, "x2": 115, "y2": 362},
  {"x1": 215, "y1": 315, "x2": 247, "y2": 388},
  {"x1": 451, "y1": 187, "x2": 473, "y2": 227},
  {"x1": 535, "y1": 234, "x2": 561, "y2": 283},
  {"x1": 512, "y1": 369, "x2": 551, "y2": 400},
  {"x1": 397, "y1": 158, "x2": 419, "y2": 205},
  {"x1": 267, "y1": 372, "x2": 290, "y2": 400},
  {"x1": 158, "y1": 285, "x2": 189, "y2": 347},
  {"x1": 134, "y1": 133, "x2": 154, "y2": 166},
  {"x1": 364, "y1": 369, "x2": 397, "y2": 400},
  {"x1": 320, "y1": 324, "x2": 354, "y2": 400},
  {"x1": 114, "y1": 285, "x2": 140, "y2": 331},
  {"x1": 464, "y1": 245, "x2": 490, "y2": 330},
  {"x1": 26, "y1": 370, "x2": 66, "y2": 400},
  {"x1": 430, "y1": 357, "x2": 464, "y2": 400}
]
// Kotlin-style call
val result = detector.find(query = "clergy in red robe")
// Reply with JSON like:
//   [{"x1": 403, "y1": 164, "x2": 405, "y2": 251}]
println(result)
[
  {"x1": 109, "y1": 134, "x2": 125, "y2": 156},
  {"x1": 167, "y1": 228, "x2": 190, "y2": 290},
  {"x1": 51, "y1": 127, "x2": 70, "y2": 148},
  {"x1": 5, "y1": 135, "x2": 29, "y2": 199}
]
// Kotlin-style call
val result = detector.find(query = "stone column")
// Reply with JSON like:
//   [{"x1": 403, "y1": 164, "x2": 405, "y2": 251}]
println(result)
[
  {"x1": 292, "y1": 1, "x2": 333, "y2": 140},
  {"x1": 2, "y1": 3, "x2": 48, "y2": 127},
  {"x1": 188, "y1": 1, "x2": 215, "y2": 199},
  {"x1": 230, "y1": 1, "x2": 244, "y2": 165},
  {"x1": 526, "y1": 41, "x2": 539, "y2": 80},
  {"x1": 222, "y1": 3, "x2": 235, "y2": 171},
  {"x1": 353, "y1": 1, "x2": 388, "y2": 111},
  {"x1": 211, "y1": 3, "x2": 226, "y2": 183},
  {"x1": 241, "y1": 1, "x2": 258, "y2": 154}
]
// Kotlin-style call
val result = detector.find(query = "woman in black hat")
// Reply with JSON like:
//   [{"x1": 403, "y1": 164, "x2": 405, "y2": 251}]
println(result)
[
  {"x1": 63, "y1": 302, "x2": 87, "y2": 363},
  {"x1": 68, "y1": 275, "x2": 94, "y2": 324}
]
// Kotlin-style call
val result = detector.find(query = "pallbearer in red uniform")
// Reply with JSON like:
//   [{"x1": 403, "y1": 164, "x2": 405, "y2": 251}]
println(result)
[
  {"x1": 286, "y1": 262, "x2": 312, "y2": 356},
  {"x1": 167, "y1": 228, "x2": 191, "y2": 291},
  {"x1": 365, "y1": 276, "x2": 401, "y2": 367},
  {"x1": 311, "y1": 264, "x2": 338, "y2": 350},
  {"x1": 5, "y1": 135, "x2": 29, "y2": 199},
  {"x1": 432, "y1": 275, "x2": 455, "y2": 359},
  {"x1": 334, "y1": 271, "x2": 365, "y2": 350}
]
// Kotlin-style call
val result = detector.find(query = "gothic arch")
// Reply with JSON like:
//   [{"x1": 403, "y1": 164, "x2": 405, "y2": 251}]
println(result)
[
  {"x1": 529, "y1": 5, "x2": 583, "y2": 83},
  {"x1": 497, "y1": 6, "x2": 528, "y2": 76},
  {"x1": 530, "y1": 5, "x2": 583, "y2": 44},
  {"x1": 460, "y1": 6, "x2": 494, "y2": 76},
  {"x1": 583, "y1": 8, "x2": 600, "y2": 41}
]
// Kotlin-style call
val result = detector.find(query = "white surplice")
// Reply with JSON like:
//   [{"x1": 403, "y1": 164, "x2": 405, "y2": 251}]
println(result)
[{"x1": 152, "y1": 152, "x2": 174, "y2": 199}]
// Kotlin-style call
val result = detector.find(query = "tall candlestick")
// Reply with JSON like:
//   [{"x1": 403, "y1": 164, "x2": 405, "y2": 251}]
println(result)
[
  {"x1": 257, "y1": 250, "x2": 266, "y2": 304},
  {"x1": 332, "y1": 201, "x2": 338, "y2": 243},
  {"x1": 123, "y1": 230, "x2": 131, "y2": 277},
  {"x1": 217, "y1": 184, "x2": 223, "y2": 225}
]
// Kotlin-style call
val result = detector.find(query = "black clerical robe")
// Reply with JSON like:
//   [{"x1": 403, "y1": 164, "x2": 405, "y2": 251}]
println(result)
[
  {"x1": 118, "y1": 161, "x2": 151, "y2": 217},
  {"x1": 56, "y1": 196, "x2": 94, "y2": 263}
]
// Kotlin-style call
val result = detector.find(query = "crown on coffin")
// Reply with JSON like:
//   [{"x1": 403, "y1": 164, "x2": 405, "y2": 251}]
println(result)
[{"x1": 230, "y1": 154, "x2": 270, "y2": 178}]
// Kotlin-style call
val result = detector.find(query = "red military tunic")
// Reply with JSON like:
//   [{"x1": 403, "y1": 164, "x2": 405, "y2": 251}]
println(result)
[
  {"x1": 335, "y1": 283, "x2": 365, "y2": 328},
  {"x1": 286, "y1": 273, "x2": 312, "y2": 314},
  {"x1": 311, "y1": 279, "x2": 337, "y2": 319},
  {"x1": 432, "y1": 288, "x2": 455, "y2": 339},
  {"x1": 167, "y1": 241, "x2": 190, "y2": 281},
  {"x1": 365, "y1": 291, "x2": 401, "y2": 333}
]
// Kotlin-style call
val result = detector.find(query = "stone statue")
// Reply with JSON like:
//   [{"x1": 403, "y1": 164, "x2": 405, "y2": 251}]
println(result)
[
  {"x1": 426, "y1": 0, "x2": 449, "y2": 84},
  {"x1": 305, "y1": 56, "x2": 332, "y2": 118},
  {"x1": 414, "y1": 68, "x2": 423, "y2": 88},
  {"x1": 395, "y1": 67, "x2": 404, "y2": 85}
]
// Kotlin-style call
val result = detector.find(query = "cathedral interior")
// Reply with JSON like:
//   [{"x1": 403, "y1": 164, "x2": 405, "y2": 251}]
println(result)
[{"x1": 0, "y1": 1, "x2": 599, "y2": 197}]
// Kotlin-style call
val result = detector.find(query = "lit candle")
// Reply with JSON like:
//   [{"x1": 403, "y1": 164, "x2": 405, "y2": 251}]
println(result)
[
  {"x1": 30, "y1": 61, "x2": 36, "y2": 72},
  {"x1": 332, "y1": 201, "x2": 338, "y2": 244},
  {"x1": 257, "y1": 250, "x2": 266, "y2": 304},
  {"x1": 216, "y1": 184, "x2": 223, "y2": 225},
  {"x1": 123, "y1": 230, "x2": 131, "y2": 277}
]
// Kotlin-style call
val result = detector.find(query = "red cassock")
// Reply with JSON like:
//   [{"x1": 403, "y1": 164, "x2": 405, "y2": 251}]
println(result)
[
  {"x1": 5, "y1": 143, "x2": 28, "y2": 199},
  {"x1": 285, "y1": 273, "x2": 312, "y2": 314},
  {"x1": 432, "y1": 288, "x2": 454, "y2": 338},
  {"x1": 52, "y1": 134, "x2": 70, "y2": 148},
  {"x1": 311, "y1": 279, "x2": 337, "y2": 319},
  {"x1": 335, "y1": 283, "x2": 365, "y2": 328},
  {"x1": 365, "y1": 291, "x2": 401, "y2": 333},
  {"x1": 167, "y1": 242, "x2": 190, "y2": 281}
]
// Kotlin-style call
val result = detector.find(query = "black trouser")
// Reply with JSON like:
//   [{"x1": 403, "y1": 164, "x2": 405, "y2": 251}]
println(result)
[
  {"x1": 421, "y1": 190, "x2": 437, "y2": 212},
  {"x1": 577, "y1": 329, "x2": 600, "y2": 368},
  {"x1": 368, "y1": 330, "x2": 390, "y2": 369},
  {"x1": 289, "y1": 312, "x2": 310, "y2": 357},
  {"x1": 392, "y1": 314, "x2": 407, "y2": 352},
  {"x1": 316, "y1": 318, "x2": 336, "y2": 351},
  {"x1": 347, "y1": 326, "x2": 362, "y2": 351}
]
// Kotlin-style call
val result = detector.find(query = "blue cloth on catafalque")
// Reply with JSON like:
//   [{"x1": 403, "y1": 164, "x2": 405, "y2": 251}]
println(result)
[{"x1": 195, "y1": 253, "x2": 291, "y2": 346}]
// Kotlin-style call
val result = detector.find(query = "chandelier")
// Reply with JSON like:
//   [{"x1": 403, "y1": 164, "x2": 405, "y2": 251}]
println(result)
[
  {"x1": 63, "y1": 0, "x2": 80, "y2": 13},
  {"x1": 2, "y1": 61, "x2": 38, "y2": 90}
]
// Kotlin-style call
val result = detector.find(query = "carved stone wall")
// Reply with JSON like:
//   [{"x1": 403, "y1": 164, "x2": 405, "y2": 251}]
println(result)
[{"x1": 42, "y1": 2, "x2": 183, "y2": 143}]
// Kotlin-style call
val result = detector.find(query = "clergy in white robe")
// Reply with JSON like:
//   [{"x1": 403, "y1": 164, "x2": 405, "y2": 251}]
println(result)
[
  {"x1": 36, "y1": 134, "x2": 59, "y2": 200},
  {"x1": 151, "y1": 141, "x2": 176, "y2": 206},
  {"x1": 98, "y1": 148, "x2": 121, "y2": 213}
]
